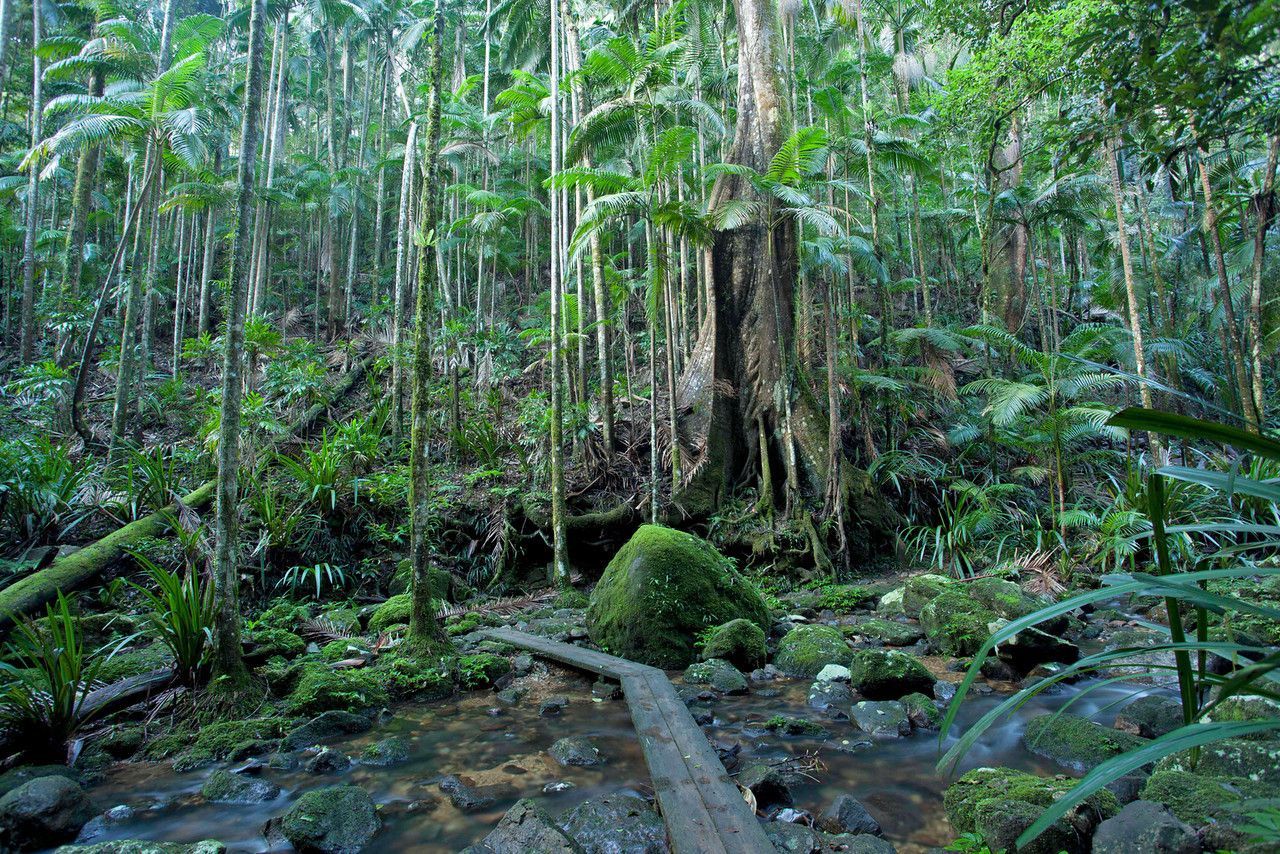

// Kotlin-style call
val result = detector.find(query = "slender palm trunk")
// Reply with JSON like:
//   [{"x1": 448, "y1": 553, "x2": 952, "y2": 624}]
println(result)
[
  {"x1": 407, "y1": 0, "x2": 449, "y2": 654},
  {"x1": 18, "y1": 0, "x2": 42, "y2": 363},
  {"x1": 1247, "y1": 135, "x2": 1278, "y2": 426},
  {"x1": 210, "y1": 0, "x2": 268, "y2": 687},
  {"x1": 547, "y1": 0, "x2": 569, "y2": 585}
]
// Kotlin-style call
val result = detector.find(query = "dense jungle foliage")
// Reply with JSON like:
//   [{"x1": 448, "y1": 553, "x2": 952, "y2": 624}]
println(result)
[{"x1": 0, "y1": 0, "x2": 1277, "y2": 849}]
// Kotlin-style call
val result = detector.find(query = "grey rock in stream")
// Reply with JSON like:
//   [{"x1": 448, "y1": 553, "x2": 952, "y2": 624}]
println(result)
[
  {"x1": 0, "y1": 775, "x2": 96, "y2": 851},
  {"x1": 549, "y1": 736, "x2": 603, "y2": 767},
  {"x1": 200, "y1": 769, "x2": 281, "y2": 804},
  {"x1": 461, "y1": 799, "x2": 584, "y2": 853},
  {"x1": 275, "y1": 785, "x2": 380, "y2": 853},
  {"x1": 439, "y1": 775, "x2": 496, "y2": 811},
  {"x1": 817, "y1": 794, "x2": 882, "y2": 836},
  {"x1": 850, "y1": 700, "x2": 911, "y2": 738},
  {"x1": 556, "y1": 793, "x2": 668, "y2": 853},
  {"x1": 1091, "y1": 801, "x2": 1200, "y2": 854},
  {"x1": 55, "y1": 842, "x2": 226, "y2": 853}
]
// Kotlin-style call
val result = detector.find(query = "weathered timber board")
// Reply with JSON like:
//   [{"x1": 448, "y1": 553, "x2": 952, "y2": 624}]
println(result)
[{"x1": 478, "y1": 628, "x2": 772, "y2": 854}]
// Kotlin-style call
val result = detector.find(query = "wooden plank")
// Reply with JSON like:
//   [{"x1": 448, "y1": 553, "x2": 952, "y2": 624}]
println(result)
[
  {"x1": 479, "y1": 628, "x2": 773, "y2": 854},
  {"x1": 481, "y1": 626, "x2": 636, "y2": 680}
]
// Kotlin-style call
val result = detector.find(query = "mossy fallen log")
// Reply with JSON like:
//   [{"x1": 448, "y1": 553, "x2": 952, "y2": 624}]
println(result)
[{"x1": 0, "y1": 359, "x2": 374, "y2": 631}]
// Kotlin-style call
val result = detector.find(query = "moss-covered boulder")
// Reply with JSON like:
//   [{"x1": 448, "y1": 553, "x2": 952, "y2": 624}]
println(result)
[
  {"x1": 1155, "y1": 736, "x2": 1280, "y2": 786},
  {"x1": 944, "y1": 767, "x2": 1118, "y2": 841},
  {"x1": 902, "y1": 574, "x2": 958, "y2": 617},
  {"x1": 156, "y1": 719, "x2": 286, "y2": 771},
  {"x1": 700, "y1": 618, "x2": 767, "y2": 671},
  {"x1": 98, "y1": 643, "x2": 172, "y2": 684},
  {"x1": 773, "y1": 625, "x2": 850, "y2": 677},
  {"x1": 847, "y1": 648, "x2": 934, "y2": 700},
  {"x1": 367, "y1": 594, "x2": 412, "y2": 634},
  {"x1": 966, "y1": 577, "x2": 1043, "y2": 620},
  {"x1": 848, "y1": 617, "x2": 923, "y2": 647},
  {"x1": 244, "y1": 627, "x2": 305, "y2": 660},
  {"x1": 0, "y1": 776, "x2": 95, "y2": 851},
  {"x1": 682, "y1": 658, "x2": 748, "y2": 694},
  {"x1": 1138, "y1": 769, "x2": 1272, "y2": 826},
  {"x1": 284, "y1": 665, "x2": 389, "y2": 716},
  {"x1": 585, "y1": 525, "x2": 769, "y2": 667},
  {"x1": 278, "y1": 785, "x2": 380, "y2": 853},
  {"x1": 919, "y1": 590, "x2": 997, "y2": 657},
  {"x1": 1023, "y1": 713, "x2": 1147, "y2": 771}
]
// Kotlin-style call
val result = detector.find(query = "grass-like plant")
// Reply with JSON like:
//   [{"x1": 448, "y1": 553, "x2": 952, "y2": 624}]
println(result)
[
  {"x1": 0, "y1": 593, "x2": 105, "y2": 762},
  {"x1": 938, "y1": 407, "x2": 1280, "y2": 848},
  {"x1": 128, "y1": 551, "x2": 215, "y2": 686}
]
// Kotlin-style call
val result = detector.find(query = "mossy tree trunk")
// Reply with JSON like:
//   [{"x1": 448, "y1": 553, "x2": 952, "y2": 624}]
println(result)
[
  {"x1": 210, "y1": 0, "x2": 268, "y2": 687},
  {"x1": 407, "y1": 0, "x2": 450, "y2": 656}
]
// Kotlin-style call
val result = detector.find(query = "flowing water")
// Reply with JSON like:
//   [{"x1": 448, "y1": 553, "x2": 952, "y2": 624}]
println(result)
[{"x1": 77, "y1": 665, "x2": 1163, "y2": 853}]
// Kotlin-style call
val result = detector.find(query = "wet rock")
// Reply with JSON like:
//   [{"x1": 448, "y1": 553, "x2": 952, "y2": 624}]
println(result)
[
  {"x1": 774, "y1": 625, "x2": 850, "y2": 677},
  {"x1": 1114, "y1": 696, "x2": 1183, "y2": 739},
  {"x1": 850, "y1": 618, "x2": 923, "y2": 647},
  {"x1": 591, "y1": 680, "x2": 622, "y2": 701},
  {"x1": 765, "y1": 821, "x2": 819, "y2": 853},
  {"x1": 1023, "y1": 713, "x2": 1147, "y2": 771},
  {"x1": 1105, "y1": 772, "x2": 1149, "y2": 805},
  {"x1": 815, "y1": 664, "x2": 850, "y2": 683},
  {"x1": 549, "y1": 737, "x2": 603, "y2": 767},
  {"x1": 808, "y1": 679, "x2": 853, "y2": 712},
  {"x1": 266, "y1": 753, "x2": 297, "y2": 771},
  {"x1": 54, "y1": 842, "x2": 225, "y2": 853},
  {"x1": 281, "y1": 710, "x2": 372, "y2": 751},
  {"x1": 439, "y1": 775, "x2": 496, "y2": 812},
  {"x1": 0, "y1": 764, "x2": 81, "y2": 798},
  {"x1": 276, "y1": 785, "x2": 380, "y2": 853},
  {"x1": 980, "y1": 656, "x2": 1019, "y2": 681},
  {"x1": 361, "y1": 736, "x2": 410, "y2": 767},
  {"x1": 737, "y1": 764, "x2": 793, "y2": 810},
  {"x1": 200, "y1": 769, "x2": 281, "y2": 804},
  {"x1": 1155, "y1": 736, "x2": 1280, "y2": 786},
  {"x1": 901, "y1": 693, "x2": 942, "y2": 730},
  {"x1": 932, "y1": 680, "x2": 957, "y2": 703},
  {"x1": 540, "y1": 696, "x2": 570, "y2": 716},
  {"x1": 0, "y1": 775, "x2": 95, "y2": 851},
  {"x1": 817, "y1": 794, "x2": 882, "y2": 836},
  {"x1": 994, "y1": 623, "x2": 1080, "y2": 672},
  {"x1": 764, "y1": 716, "x2": 829, "y2": 738},
  {"x1": 1091, "y1": 800, "x2": 1199, "y2": 854},
  {"x1": 847, "y1": 649, "x2": 933, "y2": 700},
  {"x1": 305, "y1": 748, "x2": 352, "y2": 774},
  {"x1": 973, "y1": 798, "x2": 1087, "y2": 854},
  {"x1": 919, "y1": 591, "x2": 997, "y2": 657},
  {"x1": 683, "y1": 658, "x2": 749, "y2": 695},
  {"x1": 701, "y1": 618, "x2": 769, "y2": 671},
  {"x1": 495, "y1": 687, "x2": 524, "y2": 705},
  {"x1": 851, "y1": 701, "x2": 910, "y2": 739},
  {"x1": 557, "y1": 793, "x2": 667, "y2": 853},
  {"x1": 943, "y1": 767, "x2": 1118, "y2": 844},
  {"x1": 463, "y1": 799, "x2": 584, "y2": 853}
]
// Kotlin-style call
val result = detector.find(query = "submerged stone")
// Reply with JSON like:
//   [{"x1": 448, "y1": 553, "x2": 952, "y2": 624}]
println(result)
[
  {"x1": 586, "y1": 525, "x2": 770, "y2": 668},
  {"x1": 549, "y1": 737, "x2": 603, "y2": 767},
  {"x1": 54, "y1": 843, "x2": 226, "y2": 854}
]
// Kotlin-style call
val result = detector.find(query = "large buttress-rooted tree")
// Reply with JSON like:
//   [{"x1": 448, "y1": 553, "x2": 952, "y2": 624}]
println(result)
[
  {"x1": 674, "y1": 0, "x2": 895, "y2": 559},
  {"x1": 209, "y1": 0, "x2": 269, "y2": 689}
]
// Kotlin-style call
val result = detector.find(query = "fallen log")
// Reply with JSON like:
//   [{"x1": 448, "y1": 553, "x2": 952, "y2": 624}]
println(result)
[
  {"x1": 0, "y1": 358, "x2": 375, "y2": 631},
  {"x1": 79, "y1": 668, "x2": 178, "y2": 720}
]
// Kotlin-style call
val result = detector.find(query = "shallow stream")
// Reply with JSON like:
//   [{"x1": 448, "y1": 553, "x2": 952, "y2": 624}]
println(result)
[{"x1": 77, "y1": 664, "x2": 1161, "y2": 853}]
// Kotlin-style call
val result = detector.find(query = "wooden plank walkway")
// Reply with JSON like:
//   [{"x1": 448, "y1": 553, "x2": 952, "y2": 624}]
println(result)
[{"x1": 481, "y1": 627, "x2": 773, "y2": 854}]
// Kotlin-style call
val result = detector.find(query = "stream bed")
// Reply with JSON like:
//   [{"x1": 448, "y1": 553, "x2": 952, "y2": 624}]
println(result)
[{"x1": 74, "y1": 664, "x2": 1160, "y2": 853}]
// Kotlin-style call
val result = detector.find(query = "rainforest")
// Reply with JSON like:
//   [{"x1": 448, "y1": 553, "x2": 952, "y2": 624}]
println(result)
[{"x1": 0, "y1": 0, "x2": 1277, "y2": 851}]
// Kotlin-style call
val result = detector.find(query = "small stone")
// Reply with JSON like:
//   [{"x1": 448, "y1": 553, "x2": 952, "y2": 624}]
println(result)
[
  {"x1": 439, "y1": 775, "x2": 496, "y2": 812},
  {"x1": 850, "y1": 701, "x2": 911, "y2": 739},
  {"x1": 815, "y1": 664, "x2": 851, "y2": 683},
  {"x1": 549, "y1": 737, "x2": 603, "y2": 767},
  {"x1": 305, "y1": 748, "x2": 352, "y2": 774},
  {"x1": 543, "y1": 781, "x2": 577, "y2": 794},
  {"x1": 818, "y1": 794, "x2": 882, "y2": 836},
  {"x1": 201, "y1": 769, "x2": 281, "y2": 804},
  {"x1": 539, "y1": 696, "x2": 569, "y2": 716},
  {"x1": 933, "y1": 681, "x2": 957, "y2": 703},
  {"x1": 361, "y1": 736, "x2": 410, "y2": 767},
  {"x1": 591, "y1": 680, "x2": 622, "y2": 700}
]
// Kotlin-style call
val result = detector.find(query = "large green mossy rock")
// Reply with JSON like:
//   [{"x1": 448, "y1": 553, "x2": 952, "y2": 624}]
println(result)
[
  {"x1": 944, "y1": 767, "x2": 1118, "y2": 846},
  {"x1": 700, "y1": 618, "x2": 767, "y2": 671},
  {"x1": 1023, "y1": 713, "x2": 1147, "y2": 771},
  {"x1": 586, "y1": 526, "x2": 769, "y2": 668},
  {"x1": 774, "y1": 625, "x2": 850, "y2": 677},
  {"x1": 278, "y1": 785, "x2": 380, "y2": 853},
  {"x1": 1155, "y1": 736, "x2": 1280, "y2": 786},
  {"x1": 847, "y1": 648, "x2": 934, "y2": 700},
  {"x1": 1139, "y1": 769, "x2": 1275, "y2": 826},
  {"x1": 919, "y1": 590, "x2": 997, "y2": 657},
  {"x1": 902, "y1": 574, "x2": 958, "y2": 617}
]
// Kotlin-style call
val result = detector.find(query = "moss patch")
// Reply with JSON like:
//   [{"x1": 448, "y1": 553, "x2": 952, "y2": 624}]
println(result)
[
  {"x1": 943, "y1": 766, "x2": 1119, "y2": 834},
  {"x1": 700, "y1": 618, "x2": 767, "y2": 671},
  {"x1": 1022, "y1": 713, "x2": 1147, "y2": 771},
  {"x1": 773, "y1": 625, "x2": 849, "y2": 677},
  {"x1": 1138, "y1": 769, "x2": 1264, "y2": 825},
  {"x1": 284, "y1": 664, "x2": 389, "y2": 716},
  {"x1": 902, "y1": 574, "x2": 958, "y2": 617},
  {"x1": 586, "y1": 525, "x2": 770, "y2": 668},
  {"x1": 919, "y1": 590, "x2": 996, "y2": 657},
  {"x1": 367, "y1": 594, "x2": 412, "y2": 634}
]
